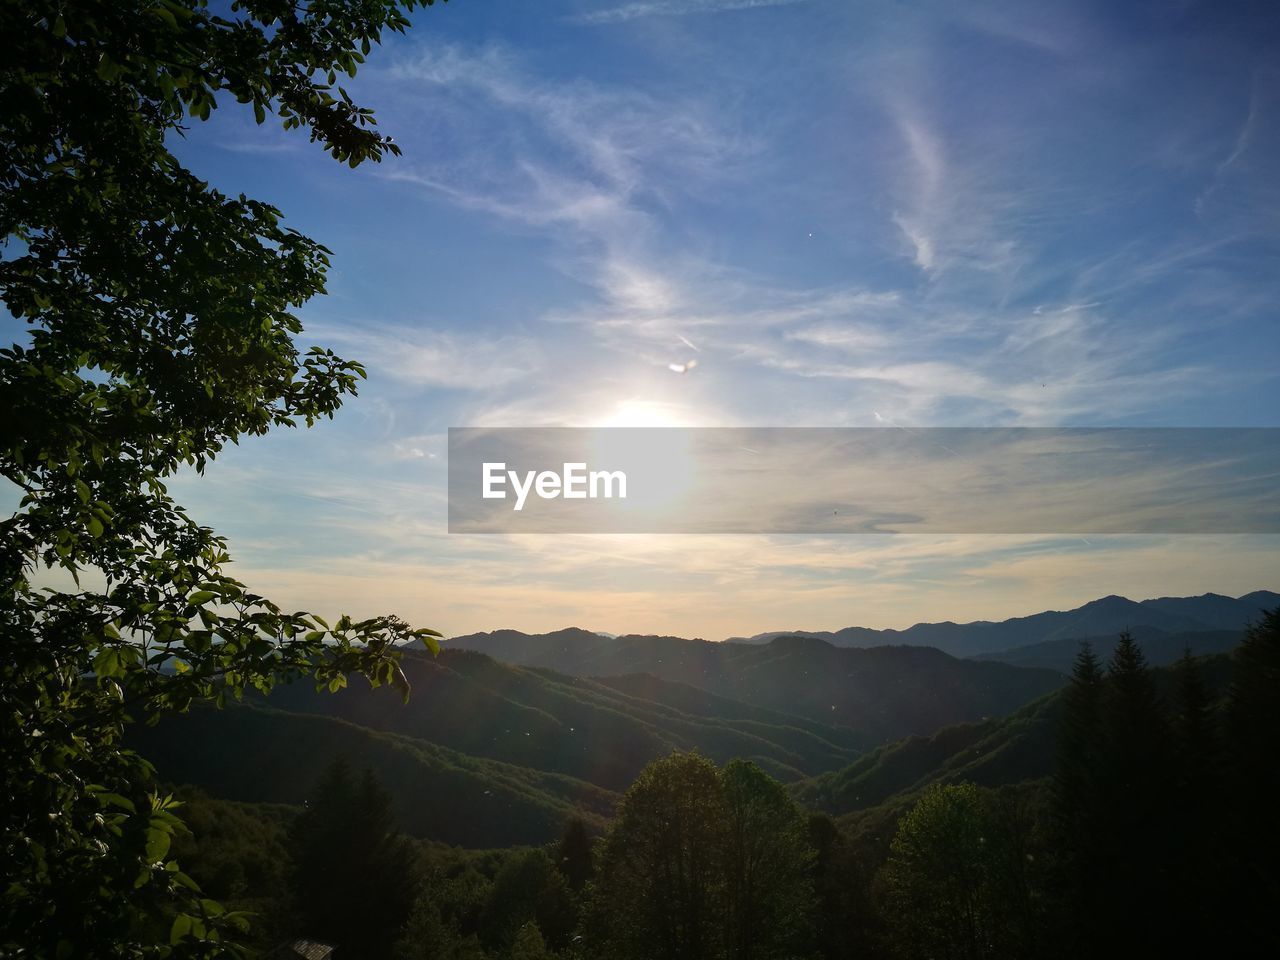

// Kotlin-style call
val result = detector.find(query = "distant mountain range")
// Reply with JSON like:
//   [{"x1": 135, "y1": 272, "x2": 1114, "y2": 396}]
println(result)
[{"x1": 725, "y1": 590, "x2": 1278, "y2": 657}]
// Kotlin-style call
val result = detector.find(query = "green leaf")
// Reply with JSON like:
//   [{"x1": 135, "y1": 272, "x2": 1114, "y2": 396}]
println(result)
[
  {"x1": 170, "y1": 913, "x2": 193, "y2": 944},
  {"x1": 93, "y1": 792, "x2": 136, "y2": 814},
  {"x1": 146, "y1": 828, "x2": 171, "y2": 863}
]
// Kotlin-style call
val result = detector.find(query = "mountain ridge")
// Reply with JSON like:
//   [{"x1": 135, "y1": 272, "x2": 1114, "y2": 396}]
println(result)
[
  {"x1": 445, "y1": 632, "x2": 1065, "y2": 748},
  {"x1": 723, "y1": 590, "x2": 1276, "y2": 657}
]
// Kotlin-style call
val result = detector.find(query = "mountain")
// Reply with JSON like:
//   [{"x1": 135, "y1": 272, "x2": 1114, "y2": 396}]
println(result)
[
  {"x1": 445, "y1": 633, "x2": 1065, "y2": 749},
  {"x1": 128, "y1": 702, "x2": 618, "y2": 847},
  {"x1": 257, "y1": 648, "x2": 861, "y2": 789},
  {"x1": 973, "y1": 626, "x2": 1242, "y2": 673},
  {"x1": 731, "y1": 590, "x2": 1278, "y2": 657}
]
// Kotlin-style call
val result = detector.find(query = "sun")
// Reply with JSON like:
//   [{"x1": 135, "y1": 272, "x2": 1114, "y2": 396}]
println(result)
[
  {"x1": 587, "y1": 400, "x2": 698, "y2": 522},
  {"x1": 593, "y1": 399, "x2": 693, "y2": 429}
]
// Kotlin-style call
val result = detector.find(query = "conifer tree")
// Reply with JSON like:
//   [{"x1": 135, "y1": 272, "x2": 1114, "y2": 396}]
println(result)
[
  {"x1": 289, "y1": 760, "x2": 418, "y2": 959},
  {"x1": 1168, "y1": 649, "x2": 1219, "y2": 951},
  {"x1": 1098, "y1": 632, "x2": 1171, "y2": 954},
  {"x1": 1051, "y1": 641, "x2": 1105, "y2": 948},
  {"x1": 554, "y1": 816, "x2": 595, "y2": 892},
  {"x1": 1225, "y1": 608, "x2": 1280, "y2": 952},
  {"x1": 1053, "y1": 641, "x2": 1104, "y2": 830}
]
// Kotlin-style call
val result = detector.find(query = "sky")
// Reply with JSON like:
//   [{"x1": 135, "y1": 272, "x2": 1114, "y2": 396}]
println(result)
[{"x1": 44, "y1": 0, "x2": 1280, "y2": 637}]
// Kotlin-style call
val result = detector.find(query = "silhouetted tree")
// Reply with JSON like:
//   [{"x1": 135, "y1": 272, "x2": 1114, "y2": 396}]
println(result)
[
  {"x1": 1225, "y1": 608, "x2": 1280, "y2": 952},
  {"x1": 554, "y1": 815, "x2": 595, "y2": 892},
  {"x1": 1168, "y1": 649, "x2": 1220, "y2": 953},
  {"x1": 289, "y1": 760, "x2": 418, "y2": 959},
  {"x1": 1097, "y1": 632, "x2": 1171, "y2": 952},
  {"x1": 807, "y1": 813, "x2": 881, "y2": 960},
  {"x1": 1050, "y1": 641, "x2": 1106, "y2": 949},
  {"x1": 1, "y1": 3, "x2": 444, "y2": 950}
]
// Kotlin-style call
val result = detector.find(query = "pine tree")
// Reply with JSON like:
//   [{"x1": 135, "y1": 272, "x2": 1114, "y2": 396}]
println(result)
[
  {"x1": 1053, "y1": 642, "x2": 1104, "y2": 829},
  {"x1": 1051, "y1": 642, "x2": 1105, "y2": 949},
  {"x1": 555, "y1": 816, "x2": 595, "y2": 892},
  {"x1": 1168, "y1": 649, "x2": 1219, "y2": 952},
  {"x1": 1099, "y1": 632, "x2": 1172, "y2": 954},
  {"x1": 1225, "y1": 608, "x2": 1280, "y2": 952},
  {"x1": 288, "y1": 759, "x2": 418, "y2": 959}
]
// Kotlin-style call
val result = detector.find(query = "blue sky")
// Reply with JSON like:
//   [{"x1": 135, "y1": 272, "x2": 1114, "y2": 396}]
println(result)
[{"x1": 41, "y1": 0, "x2": 1280, "y2": 636}]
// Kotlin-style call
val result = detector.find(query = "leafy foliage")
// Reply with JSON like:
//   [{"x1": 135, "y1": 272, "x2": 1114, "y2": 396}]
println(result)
[
  {"x1": 478, "y1": 850, "x2": 575, "y2": 955},
  {"x1": 0, "y1": 2, "x2": 444, "y2": 954},
  {"x1": 588, "y1": 752, "x2": 728, "y2": 960},
  {"x1": 880, "y1": 782, "x2": 1041, "y2": 960},
  {"x1": 719, "y1": 760, "x2": 813, "y2": 960},
  {"x1": 588, "y1": 753, "x2": 819, "y2": 960}
]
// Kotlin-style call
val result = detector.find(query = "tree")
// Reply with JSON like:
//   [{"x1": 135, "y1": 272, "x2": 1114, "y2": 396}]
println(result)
[
  {"x1": 479, "y1": 849, "x2": 576, "y2": 955},
  {"x1": 554, "y1": 815, "x2": 595, "y2": 893},
  {"x1": 393, "y1": 899, "x2": 455, "y2": 960},
  {"x1": 718, "y1": 760, "x2": 814, "y2": 960},
  {"x1": 1168, "y1": 649, "x2": 1220, "y2": 953},
  {"x1": 880, "y1": 782, "x2": 1029, "y2": 960},
  {"x1": 0, "y1": 3, "x2": 444, "y2": 954},
  {"x1": 1098, "y1": 632, "x2": 1171, "y2": 954},
  {"x1": 509, "y1": 922, "x2": 552, "y2": 960},
  {"x1": 288, "y1": 761, "x2": 418, "y2": 960},
  {"x1": 1050, "y1": 641, "x2": 1105, "y2": 947},
  {"x1": 806, "y1": 813, "x2": 879, "y2": 960},
  {"x1": 1225, "y1": 608, "x2": 1280, "y2": 952},
  {"x1": 588, "y1": 752, "x2": 727, "y2": 960}
]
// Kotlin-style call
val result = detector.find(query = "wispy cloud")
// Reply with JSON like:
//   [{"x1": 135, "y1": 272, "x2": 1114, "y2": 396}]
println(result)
[
  {"x1": 573, "y1": 0, "x2": 807, "y2": 27},
  {"x1": 313, "y1": 323, "x2": 542, "y2": 391},
  {"x1": 381, "y1": 45, "x2": 747, "y2": 234}
]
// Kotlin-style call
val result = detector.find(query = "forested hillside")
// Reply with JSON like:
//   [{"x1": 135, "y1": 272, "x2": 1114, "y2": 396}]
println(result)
[
  {"x1": 259, "y1": 648, "x2": 861, "y2": 787},
  {"x1": 128, "y1": 704, "x2": 617, "y2": 847},
  {"x1": 448, "y1": 632, "x2": 1064, "y2": 744}
]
